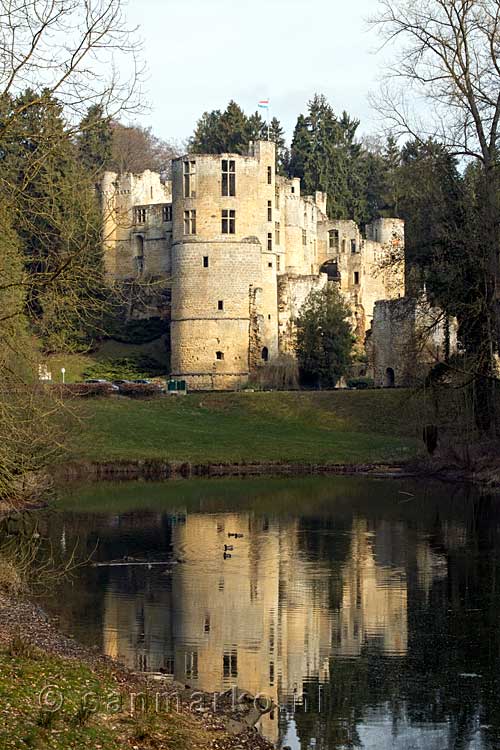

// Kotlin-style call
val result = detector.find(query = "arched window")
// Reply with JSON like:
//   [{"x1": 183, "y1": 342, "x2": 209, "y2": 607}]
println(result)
[
  {"x1": 261, "y1": 347, "x2": 269, "y2": 362},
  {"x1": 134, "y1": 235, "x2": 144, "y2": 275}
]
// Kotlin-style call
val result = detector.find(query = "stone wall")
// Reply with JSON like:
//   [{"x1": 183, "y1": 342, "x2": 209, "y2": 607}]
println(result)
[
  {"x1": 369, "y1": 295, "x2": 457, "y2": 387},
  {"x1": 101, "y1": 141, "x2": 407, "y2": 390}
]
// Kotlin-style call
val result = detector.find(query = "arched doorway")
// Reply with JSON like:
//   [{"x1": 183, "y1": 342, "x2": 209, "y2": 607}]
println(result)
[
  {"x1": 385, "y1": 367, "x2": 395, "y2": 388},
  {"x1": 261, "y1": 347, "x2": 269, "y2": 362}
]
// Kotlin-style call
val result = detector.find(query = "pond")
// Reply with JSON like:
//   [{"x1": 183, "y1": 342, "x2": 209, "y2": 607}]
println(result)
[{"x1": 36, "y1": 476, "x2": 500, "y2": 749}]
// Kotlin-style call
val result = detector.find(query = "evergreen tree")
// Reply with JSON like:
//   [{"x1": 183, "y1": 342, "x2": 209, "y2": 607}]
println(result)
[
  {"x1": 1, "y1": 89, "x2": 107, "y2": 351},
  {"x1": 288, "y1": 95, "x2": 369, "y2": 222},
  {"x1": 189, "y1": 101, "x2": 285, "y2": 161},
  {"x1": 78, "y1": 104, "x2": 112, "y2": 176},
  {"x1": 296, "y1": 285, "x2": 354, "y2": 388}
]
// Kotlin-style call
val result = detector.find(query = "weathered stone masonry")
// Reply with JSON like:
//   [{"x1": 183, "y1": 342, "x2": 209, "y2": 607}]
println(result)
[{"x1": 102, "y1": 141, "x2": 410, "y2": 390}]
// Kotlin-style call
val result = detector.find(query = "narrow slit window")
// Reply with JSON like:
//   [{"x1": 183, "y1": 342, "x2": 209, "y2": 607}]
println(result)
[
  {"x1": 221, "y1": 209, "x2": 235, "y2": 234},
  {"x1": 302, "y1": 229, "x2": 307, "y2": 245},
  {"x1": 275, "y1": 186, "x2": 279, "y2": 209},
  {"x1": 267, "y1": 233, "x2": 272, "y2": 251},
  {"x1": 218, "y1": 300, "x2": 224, "y2": 311},
  {"x1": 203, "y1": 256, "x2": 209, "y2": 268},
  {"x1": 221, "y1": 159, "x2": 236, "y2": 196},
  {"x1": 267, "y1": 166, "x2": 272, "y2": 184},
  {"x1": 275, "y1": 221, "x2": 280, "y2": 245},
  {"x1": 354, "y1": 271, "x2": 360, "y2": 285},
  {"x1": 267, "y1": 200, "x2": 272, "y2": 222}
]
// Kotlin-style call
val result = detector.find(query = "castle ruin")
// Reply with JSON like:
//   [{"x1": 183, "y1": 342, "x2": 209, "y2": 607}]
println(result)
[{"x1": 102, "y1": 140, "x2": 412, "y2": 390}]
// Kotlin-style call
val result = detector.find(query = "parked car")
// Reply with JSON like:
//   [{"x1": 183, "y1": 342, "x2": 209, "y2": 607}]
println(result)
[
  {"x1": 131, "y1": 379, "x2": 152, "y2": 385},
  {"x1": 112, "y1": 379, "x2": 132, "y2": 387}
]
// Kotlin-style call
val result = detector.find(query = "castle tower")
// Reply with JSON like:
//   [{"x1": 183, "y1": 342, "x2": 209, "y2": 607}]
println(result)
[{"x1": 170, "y1": 141, "x2": 279, "y2": 390}]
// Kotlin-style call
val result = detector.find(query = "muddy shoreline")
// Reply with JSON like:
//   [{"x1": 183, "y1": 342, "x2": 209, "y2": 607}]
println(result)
[{"x1": 53, "y1": 457, "x2": 500, "y2": 491}]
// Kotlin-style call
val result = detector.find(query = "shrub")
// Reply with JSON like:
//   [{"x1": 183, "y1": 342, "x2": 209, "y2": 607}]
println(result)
[
  {"x1": 347, "y1": 377, "x2": 375, "y2": 390},
  {"x1": 57, "y1": 383, "x2": 115, "y2": 398},
  {"x1": 118, "y1": 383, "x2": 163, "y2": 399},
  {"x1": 0, "y1": 556, "x2": 24, "y2": 595},
  {"x1": 252, "y1": 355, "x2": 299, "y2": 391},
  {"x1": 83, "y1": 355, "x2": 167, "y2": 381}
]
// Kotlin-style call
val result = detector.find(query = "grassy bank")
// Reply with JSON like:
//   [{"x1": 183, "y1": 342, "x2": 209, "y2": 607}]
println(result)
[
  {"x1": 71, "y1": 390, "x2": 426, "y2": 465},
  {"x1": 0, "y1": 594, "x2": 271, "y2": 750}
]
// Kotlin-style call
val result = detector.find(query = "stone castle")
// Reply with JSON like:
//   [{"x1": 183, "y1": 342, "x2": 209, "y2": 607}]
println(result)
[{"x1": 101, "y1": 140, "x2": 438, "y2": 390}]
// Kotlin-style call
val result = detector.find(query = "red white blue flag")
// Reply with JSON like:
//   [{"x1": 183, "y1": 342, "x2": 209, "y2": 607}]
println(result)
[{"x1": 258, "y1": 99, "x2": 270, "y2": 109}]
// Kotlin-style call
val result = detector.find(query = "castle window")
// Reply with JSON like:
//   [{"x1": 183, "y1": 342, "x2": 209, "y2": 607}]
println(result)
[
  {"x1": 204, "y1": 615, "x2": 210, "y2": 633},
  {"x1": 261, "y1": 347, "x2": 269, "y2": 362},
  {"x1": 183, "y1": 160, "x2": 196, "y2": 198},
  {"x1": 218, "y1": 300, "x2": 224, "y2": 311},
  {"x1": 223, "y1": 652, "x2": 238, "y2": 679},
  {"x1": 221, "y1": 159, "x2": 236, "y2": 196},
  {"x1": 277, "y1": 256, "x2": 281, "y2": 271},
  {"x1": 302, "y1": 229, "x2": 307, "y2": 245},
  {"x1": 267, "y1": 233, "x2": 272, "y2": 251},
  {"x1": 134, "y1": 235, "x2": 144, "y2": 275},
  {"x1": 184, "y1": 209, "x2": 196, "y2": 235},
  {"x1": 150, "y1": 186, "x2": 153, "y2": 199},
  {"x1": 275, "y1": 186, "x2": 279, "y2": 209},
  {"x1": 203, "y1": 256, "x2": 209, "y2": 268},
  {"x1": 268, "y1": 261, "x2": 272, "y2": 268},
  {"x1": 291, "y1": 186, "x2": 295, "y2": 194},
  {"x1": 267, "y1": 200, "x2": 272, "y2": 222},
  {"x1": 136, "y1": 207, "x2": 147, "y2": 224},
  {"x1": 275, "y1": 221, "x2": 280, "y2": 245},
  {"x1": 162, "y1": 204, "x2": 172, "y2": 222},
  {"x1": 216, "y1": 351, "x2": 224, "y2": 360},
  {"x1": 221, "y1": 209, "x2": 235, "y2": 234},
  {"x1": 354, "y1": 271, "x2": 360, "y2": 285},
  {"x1": 342, "y1": 238, "x2": 347, "y2": 253},
  {"x1": 185, "y1": 651, "x2": 198, "y2": 680},
  {"x1": 351, "y1": 239, "x2": 357, "y2": 254},
  {"x1": 267, "y1": 166, "x2": 272, "y2": 184},
  {"x1": 329, "y1": 229, "x2": 339, "y2": 250}
]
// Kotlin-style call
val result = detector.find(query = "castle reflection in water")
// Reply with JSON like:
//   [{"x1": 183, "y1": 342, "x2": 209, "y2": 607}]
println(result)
[{"x1": 100, "y1": 511, "x2": 447, "y2": 744}]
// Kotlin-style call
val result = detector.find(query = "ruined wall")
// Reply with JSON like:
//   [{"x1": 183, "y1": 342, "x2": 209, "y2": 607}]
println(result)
[
  {"x1": 170, "y1": 142, "x2": 278, "y2": 390},
  {"x1": 278, "y1": 273, "x2": 328, "y2": 354},
  {"x1": 102, "y1": 142, "x2": 408, "y2": 390},
  {"x1": 369, "y1": 295, "x2": 457, "y2": 387}
]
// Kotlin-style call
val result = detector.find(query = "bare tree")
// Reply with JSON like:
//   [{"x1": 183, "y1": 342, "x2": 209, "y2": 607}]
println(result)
[{"x1": 371, "y1": 0, "x2": 500, "y2": 434}]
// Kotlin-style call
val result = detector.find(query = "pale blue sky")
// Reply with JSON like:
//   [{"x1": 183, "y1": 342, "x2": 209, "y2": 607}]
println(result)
[{"x1": 126, "y1": 0, "x2": 383, "y2": 145}]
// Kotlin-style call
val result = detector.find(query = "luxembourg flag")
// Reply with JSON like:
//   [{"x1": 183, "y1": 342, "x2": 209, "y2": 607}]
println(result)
[{"x1": 258, "y1": 99, "x2": 270, "y2": 110}]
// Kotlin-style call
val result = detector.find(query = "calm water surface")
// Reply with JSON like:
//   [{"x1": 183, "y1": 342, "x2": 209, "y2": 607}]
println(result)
[{"x1": 37, "y1": 477, "x2": 500, "y2": 749}]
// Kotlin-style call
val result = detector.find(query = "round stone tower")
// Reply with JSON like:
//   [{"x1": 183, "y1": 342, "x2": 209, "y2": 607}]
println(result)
[{"x1": 170, "y1": 141, "x2": 279, "y2": 390}]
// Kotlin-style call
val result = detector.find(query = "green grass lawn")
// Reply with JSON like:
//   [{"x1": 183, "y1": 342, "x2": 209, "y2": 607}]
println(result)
[
  {"x1": 0, "y1": 637, "x2": 228, "y2": 750},
  {"x1": 70, "y1": 390, "x2": 427, "y2": 465}
]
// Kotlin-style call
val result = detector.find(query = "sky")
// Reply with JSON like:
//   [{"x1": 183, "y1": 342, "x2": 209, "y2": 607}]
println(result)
[{"x1": 124, "y1": 0, "x2": 387, "y2": 146}]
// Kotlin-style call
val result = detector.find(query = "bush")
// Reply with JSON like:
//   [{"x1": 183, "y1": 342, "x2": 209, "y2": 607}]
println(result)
[
  {"x1": 106, "y1": 316, "x2": 167, "y2": 344},
  {"x1": 118, "y1": 383, "x2": 163, "y2": 399},
  {"x1": 0, "y1": 556, "x2": 24, "y2": 595},
  {"x1": 83, "y1": 355, "x2": 167, "y2": 381},
  {"x1": 251, "y1": 355, "x2": 299, "y2": 391},
  {"x1": 347, "y1": 377, "x2": 375, "y2": 390},
  {"x1": 52, "y1": 383, "x2": 116, "y2": 398}
]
